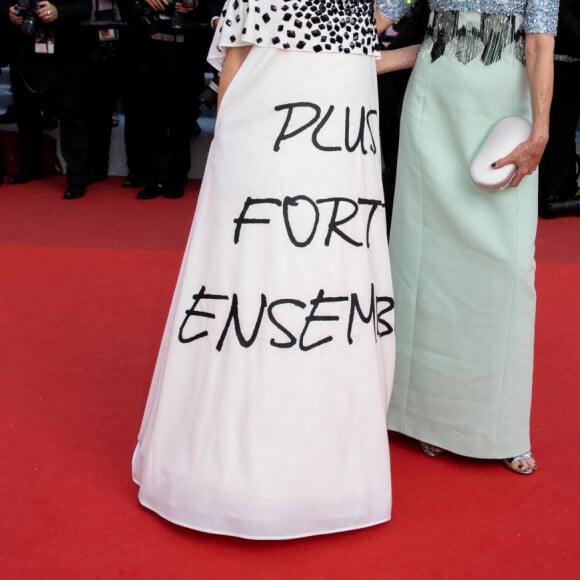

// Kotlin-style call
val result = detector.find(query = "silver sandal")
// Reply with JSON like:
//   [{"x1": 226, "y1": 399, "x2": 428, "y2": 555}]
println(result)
[
  {"x1": 503, "y1": 452, "x2": 537, "y2": 475},
  {"x1": 419, "y1": 441, "x2": 446, "y2": 457}
]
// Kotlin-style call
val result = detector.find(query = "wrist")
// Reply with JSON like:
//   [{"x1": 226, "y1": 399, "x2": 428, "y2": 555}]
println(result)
[{"x1": 530, "y1": 126, "x2": 549, "y2": 146}]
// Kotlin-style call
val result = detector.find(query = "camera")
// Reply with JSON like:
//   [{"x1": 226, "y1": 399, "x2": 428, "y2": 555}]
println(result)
[
  {"x1": 138, "y1": 0, "x2": 195, "y2": 36},
  {"x1": 81, "y1": 5, "x2": 127, "y2": 60},
  {"x1": 539, "y1": 197, "x2": 580, "y2": 219},
  {"x1": 198, "y1": 73, "x2": 220, "y2": 109},
  {"x1": 15, "y1": 0, "x2": 40, "y2": 36},
  {"x1": 166, "y1": 0, "x2": 185, "y2": 32}
]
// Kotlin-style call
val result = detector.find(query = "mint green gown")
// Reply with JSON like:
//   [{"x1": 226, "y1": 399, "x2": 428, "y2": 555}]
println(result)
[{"x1": 379, "y1": 4, "x2": 559, "y2": 458}]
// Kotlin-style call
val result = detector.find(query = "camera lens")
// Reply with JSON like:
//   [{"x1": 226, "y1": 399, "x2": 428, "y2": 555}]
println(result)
[{"x1": 21, "y1": 18, "x2": 36, "y2": 35}]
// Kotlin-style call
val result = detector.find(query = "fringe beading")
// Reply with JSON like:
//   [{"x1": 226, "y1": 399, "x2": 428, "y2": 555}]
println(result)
[{"x1": 423, "y1": 11, "x2": 525, "y2": 66}]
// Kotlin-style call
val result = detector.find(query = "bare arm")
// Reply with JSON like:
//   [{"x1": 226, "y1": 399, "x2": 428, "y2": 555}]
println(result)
[
  {"x1": 217, "y1": 45, "x2": 252, "y2": 111},
  {"x1": 375, "y1": 11, "x2": 394, "y2": 35},
  {"x1": 525, "y1": 33, "x2": 555, "y2": 155},
  {"x1": 494, "y1": 33, "x2": 555, "y2": 187},
  {"x1": 376, "y1": 44, "x2": 420, "y2": 74}
]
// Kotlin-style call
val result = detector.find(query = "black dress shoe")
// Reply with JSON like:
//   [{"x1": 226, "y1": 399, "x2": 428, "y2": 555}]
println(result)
[
  {"x1": 63, "y1": 186, "x2": 85, "y2": 200},
  {"x1": 163, "y1": 186, "x2": 185, "y2": 199},
  {"x1": 123, "y1": 174, "x2": 145, "y2": 188},
  {"x1": 137, "y1": 183, "x2": 164, "y2": 200},
  {"x1": 8, "y1": 170, "x2": 43, "y2": 184}
]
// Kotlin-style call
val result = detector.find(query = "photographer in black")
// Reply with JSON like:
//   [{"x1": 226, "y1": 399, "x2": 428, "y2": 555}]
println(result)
[
  {"x1": 133, "y1": 0, "x2": 220, "y2": 199},
  {"x1": 538, "y1": 0, "x2": 580, "y2": 218},
  {"x1": 0, "y1": 8, "x2": 12, "y2": 184},
  {"x1": 84, "y1": 1, "x2": 147, "y2": 186},
  {"x1": 2, "y1": 0, "x2": 92, "y2": 199}
]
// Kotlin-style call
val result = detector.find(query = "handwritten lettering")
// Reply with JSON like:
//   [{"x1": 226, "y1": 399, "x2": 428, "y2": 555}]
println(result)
[
  {"x1": 233, "y1": 195, "x2": 385, "y2": 248},
  {"x1": 178, "y1": 285, "x2": 394, "y2": 351},
  {"x1": 273, "y1": 102, "x2": 378, "y2": 154}
]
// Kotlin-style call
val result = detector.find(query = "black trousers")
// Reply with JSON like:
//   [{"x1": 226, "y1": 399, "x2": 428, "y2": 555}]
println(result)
[
  {"x1": 377, "y1": 68, "x2": 412, "y2": 237},
  {"x1": 121, "y1": 48, "x2": 147, "y2": 180},
  {"x1": 86, "y1": 39, "x2": 146, "y2": 180},
  {"x1": 539, "y1": 60, "x2": 580, "y2": 200},
  {"x1": 10, "y1": 50, "x2": 90, "y2": 188},
  {"x1": 138, "y1": 38, "x2": 197, "y2": 188}
]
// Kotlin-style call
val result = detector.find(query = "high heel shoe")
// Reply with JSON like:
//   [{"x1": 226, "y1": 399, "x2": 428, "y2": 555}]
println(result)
[
  {"x1": 503, "y1": 452, "x2": 537, "y2": 475},
  {"x1": 8, "y1": 168, "x2": 43, "y2": 184},
  {"x1": 419, "y1": 441, "x2": 446, "y2": 457}
]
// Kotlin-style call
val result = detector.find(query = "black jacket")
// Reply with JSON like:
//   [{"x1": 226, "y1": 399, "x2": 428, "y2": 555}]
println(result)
[
  {"x1": 0, "y1": 0, "x2": 92, "y2": 61},
  {"x1": 555, "y1": 0, "x2": 580, "y2": 58}
]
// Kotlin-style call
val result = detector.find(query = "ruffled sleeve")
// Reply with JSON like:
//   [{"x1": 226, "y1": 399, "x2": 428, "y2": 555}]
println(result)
[
  {"x1": 208, "y1": 0, "x2": 380, "y2": 70},
  {"x1": 207, "y1": 0, "x2": 256, "y2": 70}
]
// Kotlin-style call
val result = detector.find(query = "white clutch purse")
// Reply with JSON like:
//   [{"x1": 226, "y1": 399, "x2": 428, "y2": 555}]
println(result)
[{"x1": 470, "y1": 116, "x2": 532, "y2": 191}]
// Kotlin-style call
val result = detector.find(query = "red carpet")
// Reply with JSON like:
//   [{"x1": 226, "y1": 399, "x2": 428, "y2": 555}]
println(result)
[{"x1": 1, "y1": 176, "x2": 579, "y2": 579}]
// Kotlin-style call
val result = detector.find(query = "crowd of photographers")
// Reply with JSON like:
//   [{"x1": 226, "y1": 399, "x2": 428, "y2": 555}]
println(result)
[
  {"x1": 0, "y1": 0, "x2": 578, "y2": 214},
  {"x1": 0, "y1": 0, "x2": 221, "y2": 199}
]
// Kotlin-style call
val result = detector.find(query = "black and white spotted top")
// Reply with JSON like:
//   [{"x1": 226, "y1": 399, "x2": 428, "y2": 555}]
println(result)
[{"x1": 208, "y1": 0, "x2": 380, "y2": 68}]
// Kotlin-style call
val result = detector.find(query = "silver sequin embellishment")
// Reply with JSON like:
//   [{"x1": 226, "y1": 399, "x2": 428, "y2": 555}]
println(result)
[{"x1": 376, "y1": 0, "x2": 559, "y2": 35}]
